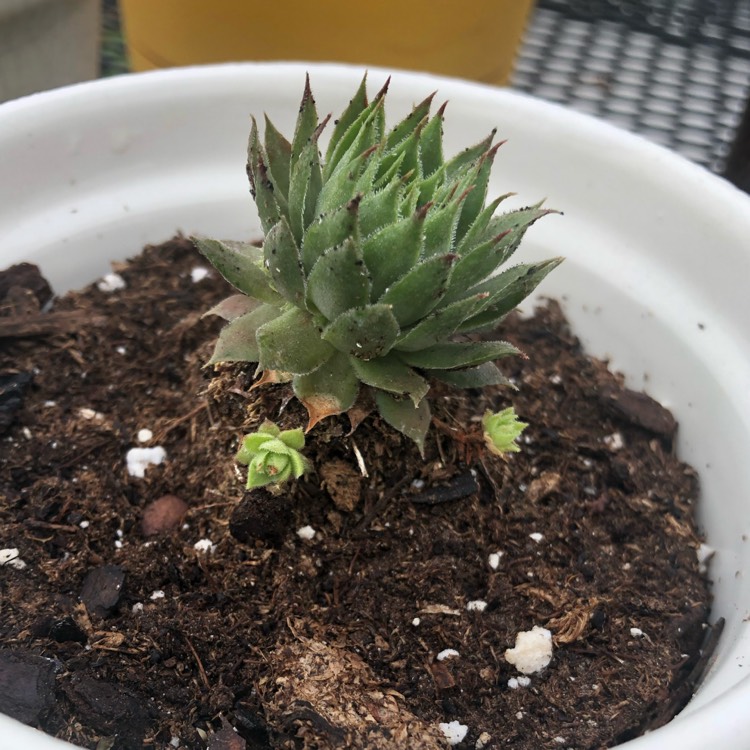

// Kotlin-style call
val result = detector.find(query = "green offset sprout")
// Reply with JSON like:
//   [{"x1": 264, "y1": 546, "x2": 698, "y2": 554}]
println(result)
[
  {"x1": 197, "y1": 75, "x2": 560, "y2": 453},
  {"x1": 235, "y1": 421, "x2": 309, "y2": 489},
  {"x1": 482, "y1": 407, "x2": 528, "y2": 455}
]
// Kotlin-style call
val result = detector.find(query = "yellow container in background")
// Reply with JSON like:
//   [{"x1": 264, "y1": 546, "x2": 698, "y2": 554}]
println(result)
[{"x1": 119, "y1": 0, "x2": 534, "y2": 86}]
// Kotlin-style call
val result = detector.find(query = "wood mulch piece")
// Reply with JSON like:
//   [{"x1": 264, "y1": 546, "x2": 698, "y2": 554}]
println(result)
[{"x1": 0, "y1": 238, "x2": 713, "y2": 749}]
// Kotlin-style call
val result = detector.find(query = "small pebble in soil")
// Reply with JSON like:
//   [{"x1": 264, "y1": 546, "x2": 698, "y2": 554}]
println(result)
[
  {"x1": 437, "y1": 649, "x2": 460, "y2": 661},
  {"x1": 194, "y1": 538, "x2": 216, "y2": 554},
  {"x1": 297, "y1": 525, "x2": 316, "y2": 540},
  {"x1": 141, "y1": 494, "x2": 188, "y2": 536},
  {"x1": 488, "y1": 551, "x2": 504, "y2": 569},
  {"x1": 467, "y1": 600, "x2": 488, "y2": 612},
  {"x1": 439, "y1": 720, "x2": 468, "y2": 746},
  {"x1": 126, "y1": 446, "x2": 166, "y2": 478},
  {"x1": 137, "y1": 428, "x2": 153, "y2": 443},
  {"x1": 79, "y1": 564, "x2": 125, "y2": 617},
  {"x1": 97, "y1": 272, "x2": 126, "y2": 292},
  {"x1": 504, "y1": 626, "x2": 553, "y2": 674}
]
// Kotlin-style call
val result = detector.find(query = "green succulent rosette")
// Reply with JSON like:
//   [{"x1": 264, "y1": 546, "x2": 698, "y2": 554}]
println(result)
[{"x1": 198, "y1": 75, "x2": 560, "y2": 452}]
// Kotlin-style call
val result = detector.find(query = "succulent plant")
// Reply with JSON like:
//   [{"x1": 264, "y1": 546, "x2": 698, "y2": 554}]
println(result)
[
  {"x1": 235, "y1": 421, "x2": 309, "y2": 488},
  {"x1": 482, "y1": 407, "x2": 527, "y2": 455},
  {"x1": 197, "y1": 75, "x2": 560, "y2": 452}
]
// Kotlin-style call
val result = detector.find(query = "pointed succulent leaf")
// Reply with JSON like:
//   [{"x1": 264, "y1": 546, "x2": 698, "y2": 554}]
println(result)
[
  {"x1": 372, "y1": 150, "x2": 406, "y2": 192},
  {"x1": 375, "y1": 391, "x2": 431, "y2": 454},
  {"x1": 257, "y1": 306, "x2": 335, "y2": 374},
  {"x1": 444, "y1": 130, "x2": 495, "y2": 179},
  {"x1": 399, "y1": 180, "x2": 421, "y2": 218},
  {"x1": 456, "y1": 143, "x2": 502, "y2": 242},
  {"x1": 291, "y1": 74, "x2": 319, "y2": 165},
  {"x1": 423, "y1": 194, "x2": 466, "y2": 257},
  {"x1": 301, "y1": 197, "x2": 360, "y2": 273},
  {"x1": 458, "y1": 258, "x2": 564, "y2": 331},
  {"x1": 322, "y1": 304, "x2": 400, "y2": 359},
  {"x1": 325, "y1": 90, "x2": 386, "y2": 179},
  {"x1": 362, "y1": 211, "x2": 424, "y2": 300},
  {"x1": 288, "y1": 138, "x2": 323, "y2": 243},
  {"x1": 350, "y1": 353, "x2": 429, "y2": 405},
  {"x1": 359, "y1": 178, "x2": 401, "y2": 237},
  {"x1": 317, "y1": 146, "x2": 375, "y2": 214},
  {"x1": 427, "y1": 362, "x2": 514, "y2": 389},
  {"x1": 419, "y1": 102, "x2": 446, "y2": 178},
  {"x1": 384, "y1": 93, "x2": 434, "y2": 151},
  {"x1": 248, "y1": 121, "x2": 284, "y2": 234},
  {"x1": 394, "y1": 293, "x2": 491, "y2": 352},
  {"x1": 378, "y1": 118, "x2": 425, "y2": 186},
  {"x1": 440, "y1": 231, "x2": 513, "y2": 306},
  {"x1": 307, "y1": 237, "x2": 371, "y2": 320},
  {"x1": 379, "y1": 253, "x2": 456, "y2": 326},
  {"x1": 203, "y1": 294, "x2": 259, "y2": 322},
  {"x1": 207, "y1": 303, "x2": 281, "y2": 365},
  {"x1": 194, "y1": 237, "x2": 281, "y2": 305},
  {"x1": 293, "y1": 351, "x2": 359, "y2": 429},
  {"x1": 264, "y1": 114, "x2": 292, "y2": 200},
  {"x1": 455, "y1": 193, "x2": 513, "y2": 255},
  {"x1": 264, "y1": 218, "x2": 305, "y2": 305},
  {"x1": 479, "y1": 203, "x2": 554, "y2": 257},
  {"x1": 325, "y1": 74, "x2": 369, "y2": 165},
  {"x1": 279, "y1": 427, "x2": 305, "y2": 451},
  {"x1": 400, "y1": 340, "x2": 520, "y2": 370}
]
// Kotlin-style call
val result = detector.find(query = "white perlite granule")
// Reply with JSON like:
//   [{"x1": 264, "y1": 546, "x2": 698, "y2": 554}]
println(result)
[
  {"x1": 437, "y1": 649, "x2": 460, "y2": 661},
  {"x1": 191, "y1": 266, "x2": 210, "y2": 282},
  {"x1": 97, "y1": 273, "x2": 126, "y2": 292},
  {"x1": 439, "y1": 721, "x2": 468, "y2": 746},
  {"x1": 529, "y1": 532, "x2": 544, "y2": 543},
  {"x1": 466, "y1": 600, "x2": 487, "y2": 612},
  {"x1": 0, "y1": 548, "x2": 26, "y2": 569},
  {"x1": 193, "y1": 539, "x2": 216, "y2": 554},
  {"x1": 296, "y1": 525, "x2": 316, "y2": 540},
  {"x1": 150, "y1": 590, "x2": 165, "y2": 600},
  {"x1": 504, "y1": 626, "x2": 553, "y2": 674},
  {"x1": 488, "y1": 551, "x2": 504, "y2": 570},
  {"x1": 126, "y1": 446, "x2": 167, "y2": 478},
  {"x1": 137, "y1": 428, "x2": 153, "y2": 443}
]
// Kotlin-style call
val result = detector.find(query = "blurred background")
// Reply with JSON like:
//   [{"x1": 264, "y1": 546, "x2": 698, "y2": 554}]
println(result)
[{"x1": 1, "y1": 0, "x2": 749, "y2": 189}]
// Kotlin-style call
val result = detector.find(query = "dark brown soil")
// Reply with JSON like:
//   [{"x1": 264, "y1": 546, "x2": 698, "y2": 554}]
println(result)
[{"x1": 0, "y1": 238, "x2": 713, "y2": 750}]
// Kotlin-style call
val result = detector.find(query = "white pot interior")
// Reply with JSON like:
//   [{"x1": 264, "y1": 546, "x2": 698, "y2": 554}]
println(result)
[{"x1": 1, "y1": 62, "x2": 750, "y2": 749}]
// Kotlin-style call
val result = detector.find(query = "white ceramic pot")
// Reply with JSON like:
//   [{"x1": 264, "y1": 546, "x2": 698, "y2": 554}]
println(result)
[
  {"x1": 1, "y1": 63, "x2": 749, "y2": 749},
  {"x1": 0, "y1": 0, "x2": 100, "y2": 103}
]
